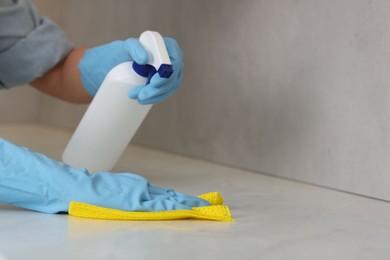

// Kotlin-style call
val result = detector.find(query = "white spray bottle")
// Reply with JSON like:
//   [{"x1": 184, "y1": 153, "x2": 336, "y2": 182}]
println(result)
[{"x1": 62, "y1": 31, "x2": 172, "y2": 173}]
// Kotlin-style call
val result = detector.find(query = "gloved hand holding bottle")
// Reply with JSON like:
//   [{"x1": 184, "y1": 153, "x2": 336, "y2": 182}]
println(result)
[
  {"x1": 63, "y1": 31, "x2": 179, "y2": 173},
  {"x1": 0, "y1": 138, "x2": 209, "y2": 214},
  {"x1": 78, "y1": 37, "x2": 183, "y2": 104},
  {"x1": 30, "y1": 36, "x2": 183, "y2": 105}
]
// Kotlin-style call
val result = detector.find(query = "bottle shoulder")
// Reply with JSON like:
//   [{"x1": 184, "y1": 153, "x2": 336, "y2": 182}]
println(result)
[{"x1": 105, "y1": 62, "x2": 147, "y2": 83}]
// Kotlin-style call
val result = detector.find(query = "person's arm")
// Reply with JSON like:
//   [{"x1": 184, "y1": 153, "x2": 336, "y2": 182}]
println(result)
[
  {"x1": 31, "y1": 48, "x2": 92, "y2": 104},
  {"x1": 0, "y1": 137, "x2": 210, "y2": 214},
  {"x1": 31, "y1": 36, "x2": 184, "y2": 105},
  {"x1": 0, "y1": 0, "x2": 75, "y2": 96},
  {"x1": 0, "y1": 0, "x2": 183, "y2": 105}
]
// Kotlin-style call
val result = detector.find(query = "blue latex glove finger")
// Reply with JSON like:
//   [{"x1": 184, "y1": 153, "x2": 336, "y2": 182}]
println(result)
[
  {"x1": 0, "y1": 138, "x2": 209, "y2": 214},
  {"x1": 137, "y1": 79, "x2": 180, "y2": 105},
  {"x1": 123, "y1": 38, "x2": 148, "y2": 65},
  {"x1": 79, "y1": 38, "x2": 148, "y2": 96},
  {"x1": 148, "y1": 185, "x2": 210, "y2": 208},
  {"x1": 127, "y1": 77, "x2": 169, "y2": 101},
  {"x1": 128, "y1": 76, "x2": 170, "y2": 100},
  {"x1": 138, "y1": 88, "x2": 175, "y2": 105},
  {"x1": 128, "y1": 37, "x2": 183, "y2": 104},
  {"x1": 164, "y1": 38, "x2": 183, "y2": 69},
  {"x1": 128, "y1": 86, "x2": 143, "y2": 99},
  {"x1": 138, "y1": 76, "x2": 170, "y2": 99}
]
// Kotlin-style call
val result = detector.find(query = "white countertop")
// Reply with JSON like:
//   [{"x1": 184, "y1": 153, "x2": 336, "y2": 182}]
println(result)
[{"x1": 0, "y1": 123, "x2": 390, "y2": 260}]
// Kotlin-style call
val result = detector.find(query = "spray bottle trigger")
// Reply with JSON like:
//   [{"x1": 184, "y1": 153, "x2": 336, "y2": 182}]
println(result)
[
  {"x1": 132, "y1": 62, "x2": 173, "y2": 84},
  {"x1": 132, "y1": 62, "x2": 156, "y2": 84}
]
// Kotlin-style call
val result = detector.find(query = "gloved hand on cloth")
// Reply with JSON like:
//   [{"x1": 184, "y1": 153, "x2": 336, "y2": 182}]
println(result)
[{"x1": 0, "y1": 138, "x2": 209, "y2": 214}]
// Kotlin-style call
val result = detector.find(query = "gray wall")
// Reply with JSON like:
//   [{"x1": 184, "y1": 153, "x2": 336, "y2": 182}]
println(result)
[
  {"x1": 0, "y1": 86, "x2": 40, "y2": 122},
  {"x1": 32, "y1": 0, "x2": 390, "y2": 201}
]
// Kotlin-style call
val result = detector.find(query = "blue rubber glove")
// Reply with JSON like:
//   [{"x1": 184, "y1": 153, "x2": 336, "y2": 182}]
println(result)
[
  {"x1": 79, "y1": 37, "x2": 183, "y2": 105},
  {"x1": 128, "y1": 38, "x2": 183, "y2": 104},
  {"x1": 0, "y1": 138, "x2": 209, "y2": 214}
]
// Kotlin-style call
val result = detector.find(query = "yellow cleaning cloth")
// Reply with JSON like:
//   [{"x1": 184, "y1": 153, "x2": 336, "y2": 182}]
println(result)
[{"x1": 69, "y1": 192, "x2": 234, "y2": 222}]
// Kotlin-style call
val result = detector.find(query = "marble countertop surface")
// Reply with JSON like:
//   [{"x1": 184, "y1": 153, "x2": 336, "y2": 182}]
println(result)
[{"x1": 0, "y1": 123, "x2": 390, "y2": 260}]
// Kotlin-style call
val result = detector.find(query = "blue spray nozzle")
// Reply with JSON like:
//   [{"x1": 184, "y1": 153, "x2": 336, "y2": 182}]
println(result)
[{"x1": 158, "y1": 64, "x2": 173, "y2": 78}]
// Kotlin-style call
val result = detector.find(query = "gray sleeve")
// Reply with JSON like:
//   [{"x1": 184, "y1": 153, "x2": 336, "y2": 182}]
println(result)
[{"x1": 0, "y1": 0, "x2": 74, "y2": 88}]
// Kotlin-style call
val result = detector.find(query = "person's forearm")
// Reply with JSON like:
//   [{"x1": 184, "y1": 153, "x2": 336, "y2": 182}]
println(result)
[{"x1": 31, "y1": 48, "x2": 92, "y2": 104}]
